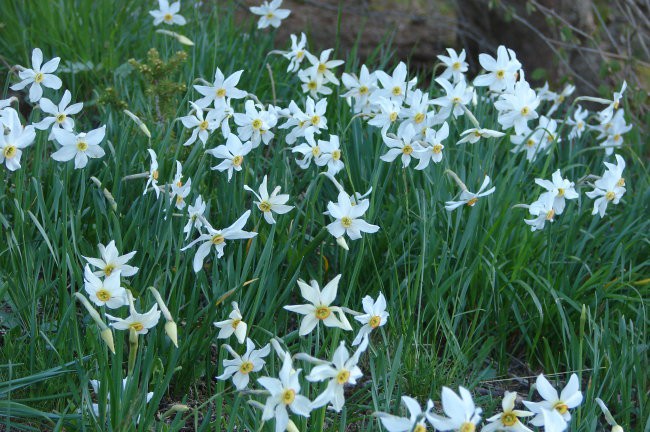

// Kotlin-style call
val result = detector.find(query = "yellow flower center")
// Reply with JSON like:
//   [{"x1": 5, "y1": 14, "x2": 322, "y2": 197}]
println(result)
[
  {"x1": 452, "y1": 96, "x2": 462, "y2": 105},
  {"x1": 474, "y1": 131, "x2": 481, "y2": 137},
  {"x1": 547, "y1": 134, "x2": 555, "y2": 143},
  {"x1": 414, "y1": 425, "x2": 427, "y2": 432},
  {"x1": 259, "y1": 201, "x2": 272, "y2": 212},
  {"x1": 231, "y1": 318, "x2": 241, "y2": 329},
  {"x1": 616, "y1": 178, "x2": 625, "y2": 187},
  {"x1": 496, "y1": 70, "x2": 505, "y2": 79},
  {"x1": 554, "y1": 402, "x2": 569, "y2": 414},
  {"x1": 391, "y1": 86, "x2": 402, "y2": 96},
  {"x1": 315, "y1": 306, "x2": 331, "y2": 320},
  {"x1": 466, "y1": 197, "x2": 478, "y2": 206},
  {"x1": 335, "y1": 369, "x2": 350, "y2": 384},
  {"x1": 3, "y1": 145, "x2": 17, "y2": 159},
  {"x1": 281, "y1": 388, "x2": 295, "y2": 405},
  {"x1": 317, "y1": 63, "x2": 327, "y2": 74},
  {"x1": 520, "y1": 106, "x2": 530, "y2": 116},
  {"x1": 389, "y1": 112, "x2": 398, "y2": 122},
  {"x1": 211, "y1": 234, "x2": 225, "y2": 244},
  {"x1": 311, "y1": 115, "x2": 320, "y2": 125},
  {"x1": 265, "y1": 12, "x2": 274, "y2": 19},
  {"x1": 307, "y1": 80, "x2": 317, "y2": 90},
  {"x1": 34, "y1": 72, "x2": 44, "y2": 83},
  {"x1": 558, "y1": 188, "x2": 565, "y2": 197},
  {"x1": 452, "y1": 61, "x2": 461, "y2": 70},
  {"x1": 459, "y1": 422, "x2": 475, "y2": 432},
  {"x1": 613, "y1": 134, "x2": 621, "y2": 142},
  {"x1": 232, "y1": 155, "x2": 243, "y2": 166},
  {"x1": 216, "y1": 88, "x2": 227, "y2": 98},
  {"x1": 414, "y1": 112, "x2": 425, "y2": 124},
  {"x1": 56, "y1": 113, "x2": 66, "y2": 123},
  {"x1": 331, "y1": 149, "x2": 341, "y2": 160},
  {"x1": 432, "y1": 144, "x2": 443, "y2": 154},
  {"x1": 239, "y1": 361, "x2": 254, "y2": 374},
  {"x1": 152, "y1": 170, "x2": 159, "y2": 180},
  {"x1": 164, "y1": 13, "x2": 173, "y2": 22},
  {"x1": 402, "y1": 144, "x2": 413, "y2": 155},
  {"x1": 359, "y1": 86, "x2": 369, "y2": 95},
  {"x1": 613, "y1": 100, "x2": 620, "y2": 110},
  {"x1": 252, "y1": 119, "x2": 263, "y2": 130},
  {"x1": 341, "y1": 216, "x2": 353, "y2": 228},
  {"x1": 577, "y1": 122, "x2": 584, "y2": 130},
  {"x1": 369, "y1": 315, "x2": 381, "y2": 328},
  {"x1": 176, "y1": 195, "x2": 184, "y2": 205},
  {"x1": 130, "y1": 322, "x2": 144, "y2": 332},
  {"x1": 96, "y1": 289, "x2": 112, "y2": 302},
  {"x1": 311, "y1": 146, "x2": 320, "y2": 156},
  {"x1": 526, "y1": 139, "x2": 535, "y2": 147},
  {"x1": 104, "y1": 264, "x2": 116, "y2": 276},
  {"x1": 76, "y1": 141, "x2": 88, "y2": 151},
  {"x1": 546, "y1": 209, "x2": 555, "y2": 220},
  {"x1": 176, "y1": 180, "x2": 183, "y2": 187},
  {"x1": 199, "y1": 120, "x2": 209, "y2": 130},
  {"x1": 605, "y1": 191, "x2": 616, "y2": 201},
  {"x1": 296, "y1": 51, "x2": 304, "y2": 59},
  {"x1": 501, "y1": 412, "x2": 517, "y2": 426}
]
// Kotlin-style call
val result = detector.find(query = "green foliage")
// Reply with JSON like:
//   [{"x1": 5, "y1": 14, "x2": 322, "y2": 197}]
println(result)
[{"x1": 0, "y1": 0, "x2": 648, "y2": 431}]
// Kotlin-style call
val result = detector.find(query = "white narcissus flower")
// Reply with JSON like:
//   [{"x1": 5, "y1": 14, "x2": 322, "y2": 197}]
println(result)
[
  {"x1": 284, "y1": 33, "x2": 308, "y2": 73},
  {"x1": 457, "y1": 127, "x2": 505, "y2": 145},
  {"x1": 368, "y1": 97, "x2": 402, "y2": 135},
  {"x1": 244, "y1": 175, "x2": 293, "y2": 225},
  {"x1": 433, "y1": 77, "x2": 472, "y2": 119},
  {"x1": 149, "y1": 0, "x2": 186, "y2": 26},
  {"x1": 303, "y1": 96, "x2": 328, "y2": 135},
  {"x1": 352, "y1": 292, "x2": 389, "y2": 346},
  {"x1": 585, "y1": 155, "x2": 627, "y2": 218},
  {"x1": 375, "y1": 61, "x2": 416, "y2": 103},
  {"x1": 106, "y1": 304, "x2": 161, "y2": 335},
  {"x1": 598, "y1": 81, "x2": 627, "y2": 123},
  {"x1": 193, "y1": 68, "x2": 247, "y2": 109},
  {"x1": 298, "y1": 69, "x2": 332, "y2": 99},
  {"x1": 597, "y1": 109, "x2": 632, "y2": 156},
  {"x1": 473, "y1": 45, "x2": 521, "y2": 93},
  {"x1": 426, "y1": 386, "x2": 482, "y2": 431},
  {"x1": 325, "y1": 190, "x2": 380, "y2": 240},
  {"x1": 0, "y1": 108, "x2": 36, "y2": 172},
  {"x1": 51, "y1": 126, "x2": 106, "y2": 169},
  {"x1": 292, "y1": 131, "x2": 325, "y2": 169},
  {"x1": 33, "y1": 90, "x2": 83, "y2": 140},
  {"x1": 304, "y1": 48, "x2": 344, "y2": 86},
  {"x1": 306, "y1": 338, "x2": 368, "y2": 412},
  {"x1": 534, "y1": 169, "x2": 579, "y2": 215},
  {"x1": 540, "y1": 407, "x2": 568, "y2": 432},
  {"x1": 414, "y1": 121, "x2": 449, "y2": 169},
  {"x1": 250, "y1": 0, "x2": 291, "y2": 29},
  {"x1": 376, "y1": 396, "x2": 433, "y2": 432},
  {"x1": 83, "y1": 265, "x2": 127, "y2": 309},
  {"x1": 11, "y1": 48, "x2": 62, "y2": 102},
  {"x1": 234, "y1": 100, "x2": 277, "y2": 147},
  {"x1": 206, "y1": 133, "x2": 253, "y2": 181},
  {"x1": 380, "y1": 124, "x2": 423, "y2": 168},
  {"x1": 183, "y1": 195, "x2": 207, "y2": 239},
  {"x1": 181, "y1": 210, "x2": 257, "y2": 273},
  {"x1": 169, "y1": 161, "x2": 192, "y2": 210},
  {"x1": 144, "y1": 149, "x2": 161, "y2": 198},
  {"x1": 494, "y1": 80, "x2": 540, "y2": 135},
  {"x1": 214, "y1": 301, "x2": 248, "y2": 344},
  {"x1": 257, "y1": 353, "x2": 311, "y2": 432},
  {"x1": 445, "y1": 176, "x2": 496, "y2": 211},
  {"x1": 217, "y1": 338, "x2": 270, "y2": 390},
  {"x1": 341, "y1": 65, "x2": 377, "y2": 114},
  {"x1": 567, "y1": 106, "x2": 588, "y2": 139},
  {"x1": 523, "y1": 373, "x2": 583, "y2": 428},
  {"x1": 437, "y1": 48, "x2": 469, "y2": 83},
  {"x1": 83, "y1": 240, "x2": 139, "y2": 278},
  {"x1": 524, "y1": 192, "x2": 557, "y2": 232},
  {"x1": 483, "y1": 391, "x2": 534, "y2": 432},
  {"x1": 283, "y1": 274, "x2": 352, "y2": 336},
  {"x1": 317, "y1": 134, "x2": 344, "y2": 176},
  {"x1": 178, "y1": 103, "x2": 220, "y2": 147}
]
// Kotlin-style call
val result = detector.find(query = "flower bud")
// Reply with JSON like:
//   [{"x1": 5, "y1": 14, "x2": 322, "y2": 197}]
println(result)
[
  {"x1": 165, "y1": 321, "x2": 178, "y2": 348},
  {"x1": 336, "y1": 236, "x2": 349, "y2": 251}
]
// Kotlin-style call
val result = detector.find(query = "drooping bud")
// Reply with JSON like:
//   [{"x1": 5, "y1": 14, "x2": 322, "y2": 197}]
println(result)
[
  {"x1": 336, "y1": 236, "x2": 349, "y2": 251},
  {"x1": 123, "y1": 109, "x2": 152, "y2": 138},
  {"x1": 156, "y1": 29, "x2": 195, "y2": 46},
  {"x1": 149, "y1": 287, "x2": 178, "y2": 347}
]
